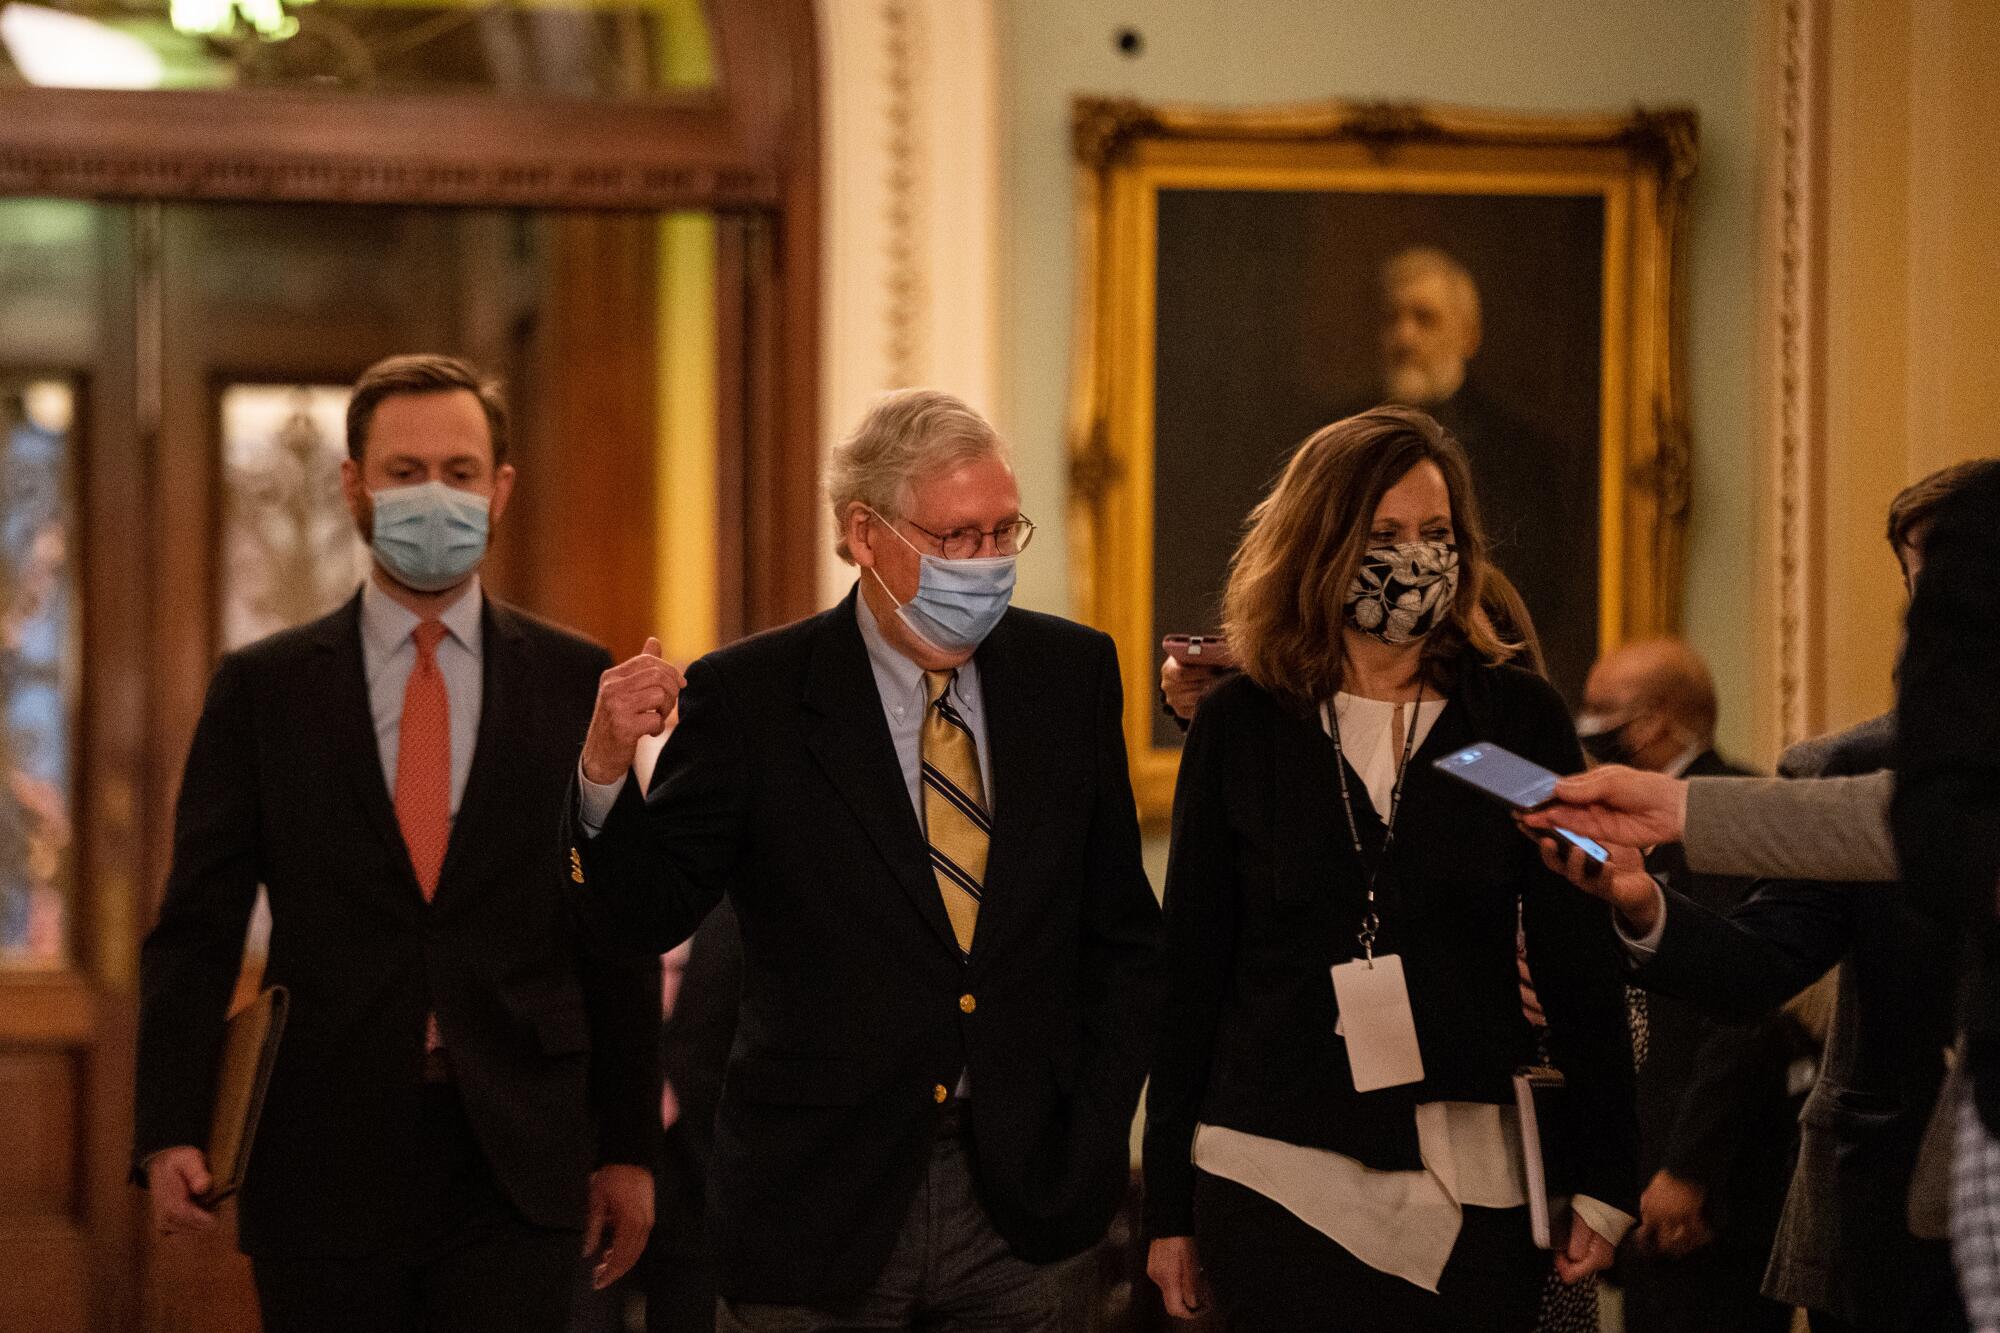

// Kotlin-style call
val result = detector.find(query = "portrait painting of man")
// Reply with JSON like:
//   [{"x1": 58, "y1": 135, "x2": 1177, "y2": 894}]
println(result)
[
  {"x1": 1068, "y1": 99, "x2": 1694, "y2": 812},
  {"x1": 1150, "y1": 191, "x2": 1605, "y2": 740}
]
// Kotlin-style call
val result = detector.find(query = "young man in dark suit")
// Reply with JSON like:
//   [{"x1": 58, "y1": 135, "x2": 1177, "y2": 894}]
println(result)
[
  {"x1": 570, "y1": 388, "x2": 1162, "y2": 1331},
  {"x1": 134, "y1": 354, "x2": 660, "y2": 1333}
]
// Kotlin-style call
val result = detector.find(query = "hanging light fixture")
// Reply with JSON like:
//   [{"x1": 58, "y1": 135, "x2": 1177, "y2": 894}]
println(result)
[
  {"x1": 0, "y1": 3, "x2": 167, "y2": 86},
  {"x1": 169, "y1": 0, "x2": 316, "y2": 41}
]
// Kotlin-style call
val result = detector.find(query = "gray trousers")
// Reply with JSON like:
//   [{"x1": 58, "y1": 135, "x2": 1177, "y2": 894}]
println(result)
[{"x1": 717, "y1": 1130, "x2": 1095, "y2": 1332}]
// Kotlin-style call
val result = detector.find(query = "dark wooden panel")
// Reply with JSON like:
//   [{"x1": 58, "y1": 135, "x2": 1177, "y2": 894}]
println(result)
[
  {"x1": 513, "y1": 212, "x2": 659, "y2": 652},
  {"x1": 0, "y1": 975, "x2": 96, "y2": 1044},
  {"x1": 0, "y1": 1049, "x2": 80, "y2": 1219},
  {"x1": 76, "y1": 200, "x2": 149, "y2": 1333},
  {"x1": 140, "y1": 1201, "x2": 261, "y2": 1333},
  {"x1": 755, "y1": 0, "x2": 822, "y2": 631},
  {"x1": 712, "y1": 217, "x2": 749, "y2": 645},
  {"x1": 0, "y1": 1222, "x2": 90, "y2": 1333}
]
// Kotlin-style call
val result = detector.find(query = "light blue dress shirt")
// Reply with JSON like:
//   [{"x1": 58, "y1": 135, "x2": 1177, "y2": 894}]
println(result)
[
  {"x1": 359, "y1": 574, "x2": 483, "y2": 821},
  {"x1": 853, "y1": 584, "x2": 994, "y2": 819}
]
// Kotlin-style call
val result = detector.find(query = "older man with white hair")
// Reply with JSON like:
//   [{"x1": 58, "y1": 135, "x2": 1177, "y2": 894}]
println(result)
[
  {"x1": 1379, "y1": 246, "x2": 1484, "y2": 408},
  {"x1": 567, "y1": 389, "x2": 1162, "y2": 1331},
  {"x1": 1374, "y1": 245, "x2": 1594, "y2": 700}
]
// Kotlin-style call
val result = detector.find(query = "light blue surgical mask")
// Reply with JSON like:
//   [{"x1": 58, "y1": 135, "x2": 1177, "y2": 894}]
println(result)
[
  {"x1": 867, "y1": 511, "x2": 1018, "y2": 654},
  {"x1": 368, "y1": 480, "x2": 491, "y2": 593}
]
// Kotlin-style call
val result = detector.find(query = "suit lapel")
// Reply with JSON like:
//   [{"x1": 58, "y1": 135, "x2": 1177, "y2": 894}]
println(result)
[
  {"x1": 313, "y1": 591, "x2": 423, "y2": 896},
  {"x1": 963, "y1": 612, "x2": 1051, "y2": 966},
  {"x1": 431, "y1": 597, "x2": 520, "y2": 907},
  {"x1": 802, "y1": 592, "x2": 961, "y2": 954}
]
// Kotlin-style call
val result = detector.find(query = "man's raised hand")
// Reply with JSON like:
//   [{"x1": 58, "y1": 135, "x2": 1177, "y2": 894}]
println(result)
[
  {"x1": 581, "y1": 637, "x2": 684, "y2": 786},
  {"x1": 1518, "y1": 765, "x2": 1690, "y2": 849}
]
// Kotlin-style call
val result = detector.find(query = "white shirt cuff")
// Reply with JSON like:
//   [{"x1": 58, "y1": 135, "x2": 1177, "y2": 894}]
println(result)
[
  {"x1": 1614, "y1": 881, "x2": 1669, "y2": 960},
  {"x1": 577, "y1": 763, "x2": 628, "y2": 837},
  {"x1": 1571, "y1": 1194, "x2": 1635, "y2": 1248}
]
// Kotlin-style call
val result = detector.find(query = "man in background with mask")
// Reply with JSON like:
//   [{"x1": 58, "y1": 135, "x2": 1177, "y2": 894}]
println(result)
[
  {"x1": 134, "y1": 354, "x2": 660, "y2": 1332},
  {"x1": 1575, "y1": 638, "x2": 1746, "y2": 784},
  {"x1": 1577, "y1": 640, "x2": 1804, "y2": 1333},
  {"x1": 569, "y1": 388, "x2": 1161, "y2": 1331}
]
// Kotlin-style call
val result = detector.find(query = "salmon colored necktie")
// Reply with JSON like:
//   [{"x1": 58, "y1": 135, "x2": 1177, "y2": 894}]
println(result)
[{"x1": 395, "y1": 620, "x2": 451, "y2": 899}]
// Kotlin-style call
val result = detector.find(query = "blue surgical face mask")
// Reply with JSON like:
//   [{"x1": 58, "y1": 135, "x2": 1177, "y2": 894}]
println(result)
[
  {"x1": 867, "y1": 510, "x2": 1018, "y2": 654},
  {"x1": 368, "y1": 480, "x2": 491, "y2": 593}
]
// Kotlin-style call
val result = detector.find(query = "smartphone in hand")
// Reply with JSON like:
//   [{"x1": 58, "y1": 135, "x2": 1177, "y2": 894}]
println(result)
[
  {"x1": 1161, "y1": 634, "x2": 1238, "y2": 670},
  {"x1": 1433, "y1": 743, "x2": 1610, "y2": 865}
]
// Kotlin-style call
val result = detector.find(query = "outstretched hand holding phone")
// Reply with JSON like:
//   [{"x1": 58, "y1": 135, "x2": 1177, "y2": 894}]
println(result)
[
  {"x1": 1517, "y1": 764, "x2": 1690, "y2": 848},
  {"x1": 1431, "y1": 743, "x2": 1611, "y2": 866},
  {"x1": 1531, "y1": 832, "x2": 1662, "y2": 936}
]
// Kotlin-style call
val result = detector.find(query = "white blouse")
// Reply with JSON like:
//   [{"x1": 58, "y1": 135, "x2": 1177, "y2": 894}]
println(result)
[{"x1": 1189, "y1": 692, "x2": 1631, "y2": 1292}]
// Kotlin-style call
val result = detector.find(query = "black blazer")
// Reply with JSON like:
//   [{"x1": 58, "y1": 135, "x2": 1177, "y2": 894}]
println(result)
[
  {"x1": 648, "y1": 896, "x2": 741, "y2": 1267},
  {"x1": 569, "y1": 588, "x2": 1162, "y2": 1306},
  {"x1": 1143, "y1": 661, "x2": 1637, "y2": 1238},
  {"x1": 1633, "y1": 750, "x2": 1806, "y2": 1255},
  {"x1": 1894, "y1": 462, "x2": 2000, "y2": 1127},
  {"x1": 134, "y1": 592, "x2": 661, "y2": 1258},
  {"x1": 1635, "y1": 716, "x2": 1957, "y2": 1325}
]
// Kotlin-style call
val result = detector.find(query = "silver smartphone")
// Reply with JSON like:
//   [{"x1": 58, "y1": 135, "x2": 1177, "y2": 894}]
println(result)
[{"x1": 1433, "y1": 743, "x2": 1610, "y2": 865}]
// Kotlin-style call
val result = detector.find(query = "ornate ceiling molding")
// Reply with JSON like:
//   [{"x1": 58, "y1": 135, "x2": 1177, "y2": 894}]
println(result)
[{"x1": 0, "y1": 147, "x2": 774, "y2": 210}]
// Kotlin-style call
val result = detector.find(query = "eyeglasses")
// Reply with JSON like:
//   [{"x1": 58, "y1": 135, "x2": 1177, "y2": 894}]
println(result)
[{"x1": 901, "y1": 515, "x2": 1037, "y2": 561}]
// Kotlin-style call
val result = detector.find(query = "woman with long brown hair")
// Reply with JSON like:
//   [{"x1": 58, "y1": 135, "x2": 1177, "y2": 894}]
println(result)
[{"x1": 1143, "y1": 406, "x2": 1636, "y2": 1331}]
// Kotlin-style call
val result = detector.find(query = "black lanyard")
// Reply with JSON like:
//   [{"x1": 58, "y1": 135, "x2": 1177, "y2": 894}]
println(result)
[{"x1": 1326, "y1": 684, "x2": 1424, "y2": 963}]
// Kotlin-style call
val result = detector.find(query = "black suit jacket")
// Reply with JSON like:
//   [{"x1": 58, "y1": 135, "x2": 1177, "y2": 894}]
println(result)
[
  {"x1": 569, "y1": 588, "x2": 1163, "y2": 1305},
  {"x1": 1633, "y1": 750, "x2": 1805, "y2": 1255},
  {"x1": 134, "y1": 592, "x2": 661, "y2": 1258},
  {"x1": 1636, "y1": 716, "x2": 1958, "y2": 1325},
  {"x1": 1894, "y1": 462, "x2": 2000, "y2": 1125},
  {"x1": 1142, "y1": 660, "x2": 1638, "y2": 1237},
  {"x1": 646, "y1": 896, "x2": 740, "y2": 1282}
]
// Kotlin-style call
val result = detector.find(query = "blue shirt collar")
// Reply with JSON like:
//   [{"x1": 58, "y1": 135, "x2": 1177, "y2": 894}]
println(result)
[
  {"x1": 360, "y1": 573, "x2": 484, "y2": 663},
  {"x1": 852, "y1": 579, "x2": 979, "y2": 713}
]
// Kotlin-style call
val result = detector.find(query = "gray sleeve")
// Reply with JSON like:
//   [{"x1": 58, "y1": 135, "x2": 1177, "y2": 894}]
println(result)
[
  {"x1": 1683, "y1": 770, "x2": 1897, "y2": 880},
  {"x1": 576, "y1": 762, "x2": 628, "y2": 836}
]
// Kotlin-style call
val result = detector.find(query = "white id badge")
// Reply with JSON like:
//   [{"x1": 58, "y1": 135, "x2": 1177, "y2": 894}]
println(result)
[{"x1": 1330, "y1": 954, "x2": 1425, "y2": 1092}]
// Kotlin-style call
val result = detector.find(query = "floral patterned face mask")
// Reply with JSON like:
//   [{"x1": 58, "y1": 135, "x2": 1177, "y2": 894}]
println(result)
[{"x1": 1343, "y1": 540, "x2": 1461, "y2": 645}]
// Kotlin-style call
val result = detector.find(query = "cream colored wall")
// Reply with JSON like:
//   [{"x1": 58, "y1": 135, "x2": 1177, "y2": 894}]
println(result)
[
  {"x1": 1812, "y1": 0, "x2": 2000, "y2": 735},
  {"x1": 817, "y1": 0, "x2": 1002, "y2": 608},
  {"x1": 994, "y1": 0, "x2": 1763, "y2": 758}
]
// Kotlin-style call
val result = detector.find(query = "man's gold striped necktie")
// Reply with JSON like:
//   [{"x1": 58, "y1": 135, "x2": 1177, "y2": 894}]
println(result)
[{"x1": 922, "y1": 669, "x2": 988, "y2": 956}]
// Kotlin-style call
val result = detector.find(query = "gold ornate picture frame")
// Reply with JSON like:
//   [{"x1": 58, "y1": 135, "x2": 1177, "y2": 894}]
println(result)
[{"x1": 1065, "y1": 98, "x2": 1697, "y2": 819}]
